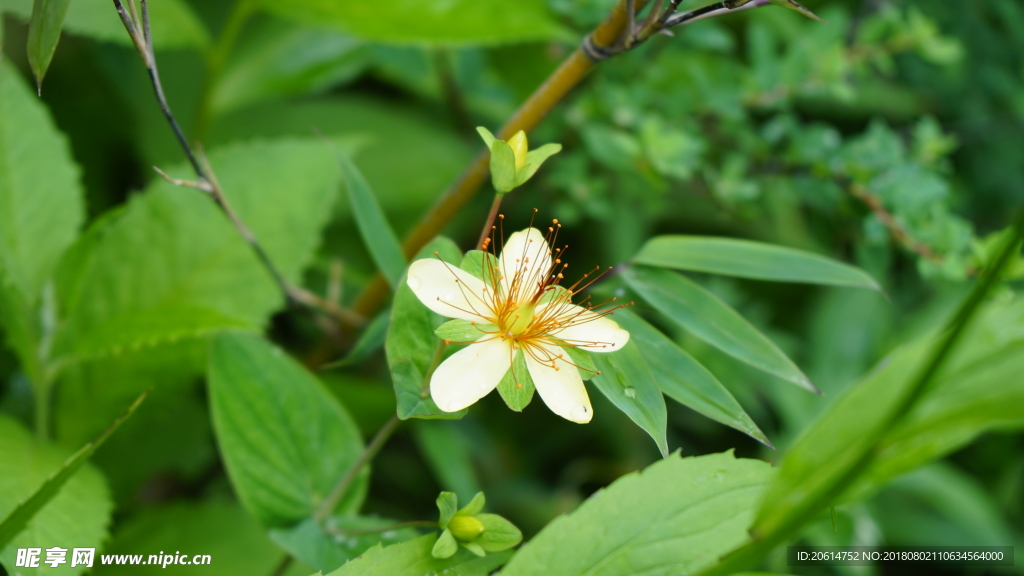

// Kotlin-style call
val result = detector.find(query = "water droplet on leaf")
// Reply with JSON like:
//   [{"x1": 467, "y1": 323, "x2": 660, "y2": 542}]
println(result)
[{"x1": 624, "y1": 387, "x2": 636, "y2": 399}]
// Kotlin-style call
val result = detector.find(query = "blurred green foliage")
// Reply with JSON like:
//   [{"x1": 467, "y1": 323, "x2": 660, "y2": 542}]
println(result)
[{"x1": 1, "y1": 0, "x2": 1023, "y2": 574}]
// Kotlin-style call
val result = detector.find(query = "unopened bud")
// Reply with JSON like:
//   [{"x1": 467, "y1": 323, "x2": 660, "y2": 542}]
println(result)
[
  {"x1": 448, "y1": 515, "x2": 486, "y2": 541},
  {"x1": 507, "y1": 131, "x2": 528, "y2": 169}
]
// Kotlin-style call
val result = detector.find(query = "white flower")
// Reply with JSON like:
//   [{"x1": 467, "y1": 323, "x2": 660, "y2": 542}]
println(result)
[{"x1": 406, "y1": 224, "x2": 630, "y2": 423}]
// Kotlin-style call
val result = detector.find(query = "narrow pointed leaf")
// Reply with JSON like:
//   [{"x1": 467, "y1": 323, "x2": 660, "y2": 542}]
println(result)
[
  {"x1": 340, "y1": 153, "x2": 406, "y2": 287},
  {"x1": 623, "y1": 265, "x2": 818, "y2": 394},
  {"x1": 26, "y1": 0, "x2": 71, "y2": 89},
  {"x1": 514, "y1": 143, "x2": 562, "y2": 186},
  {"x1": 633, "y1": 236, "x2": 881, "y2": 291},
  {"x1": 591, "y1": 340, "x2": 669, "y2": 457},
  {"x1": 0, "y1": 391, "x2": 146, "y2": 548},
  {"x1": 616, "y1": 310, "x2": 771, "y2": 447}
]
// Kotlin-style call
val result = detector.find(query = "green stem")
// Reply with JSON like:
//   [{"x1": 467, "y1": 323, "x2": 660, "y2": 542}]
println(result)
[
  {"x1": 314, "y1": 414, "x2": 402, "y2": 522},
  {"x1": 700, "y1": 207, "x2": 1024, "y2": 576}
]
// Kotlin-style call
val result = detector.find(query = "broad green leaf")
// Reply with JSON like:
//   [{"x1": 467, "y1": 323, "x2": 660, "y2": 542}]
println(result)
[
  {"x1": 208, "y1": 332, "x2": 366, "y2": 527},
  {"x1": 0, "y1": 61, "x2": 83, "y2": 300},
  {"x1": 499, "y1": 452, "x2": 773, "y2": 576},
  {"x1": 633, "y1": 236, "x2": 882, "y2": 291},
  {"x1": 496, "y1": 349, "x2": 535, "y2": 411},
  {"x1": 0, "y1": 265, "x2": 40, "y2": 383},
  {"x1": 324, "y1": 534, "x2": 512, "y2": 576},
  {"x1": 490, "y1": 140, "x2": 517, "y2": 193},
  {"x1": 623, "y1": 265, "x2": 817, "y2": 393},
  {"x1": 413, "y1": 421, "x2": 481, "y2": 501},
  {"x1": 0, "y1": 392, "x2": 144, "y2": 549},
  {"x1": 269, "y1": 516, "x2": 418, "y2": 573},
  {"x1": 339, "y1": 152, "x2": 406, "y2": 288},
  {"x1": 432, "y1": 529, "x2": 458, "y2": 559},
  {"x1": 0, "y1": 417, "x2": 111, "y2": 576},
  {"x1": 94, "y1": 502, "x2": 299, "y2": 576},
  {"x1": 591, "y1": 340, "x2": 669, "y2": 457},
  {"x1": 210, "y1": 18, "x2": 369, "y2": 117},
  {"x1": 386, "y1": 236, "x2": 466, "y2": 420},
  {"x1": 437, "y1": 492, "x2": 458, "y2": 529},
  {"x1": 26, "y1": 0, "x2": 71, "y2": 88},
  {"x1": 256, "y1": 0, "x2": 570, "y2": 46},
  {"x1": 52, "y1": 138, "x2": 340, "y2": 359},
  {"x1": 0, "y1": 0, "x2": 209, "y2": 50},
  {"x1": 615, "y1": 310, "x2": 771, "y2": 447}
]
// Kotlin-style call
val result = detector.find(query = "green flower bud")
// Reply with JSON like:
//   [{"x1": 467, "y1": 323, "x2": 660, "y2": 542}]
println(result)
[{"x1": 448, "y1": 514, "x2": 486, "y2": 541}]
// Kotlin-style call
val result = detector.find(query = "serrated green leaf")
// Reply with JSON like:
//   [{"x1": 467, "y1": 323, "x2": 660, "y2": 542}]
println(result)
[
  {"x1": 623, "y1": 265, "x2": 818, "y2": 394},
  {"x1": 270, "y1": 516, "x2": 418, "y2": 573},
  {"x1": 52, "y1": 138, "x2": 340, "y2": 360},
  {"x1": 0, "y1": 61, "x2": 83, "y2": 300},
  {"x1": 25, "y1": 0, "x2": 70, "y2": 89},
  {"x1": 514, "y1": 143, "x2": 562, "y2": 186},
  {"x1": 339, "y1": 152, "x2": 406, "y2": 288},
  {"x1": 633, "y1": 236, "x2": 881, "y2": 291},
  {"x1": 616, "y1": 310, "x2": 771, "y2": 447},
  {"x1": 475, "y1": 514, "x2": 522, "y2": 552},
  {"x1": 413, "y1": 421, "x2": 481, "y2": 501},
  {"x1": 591, "y1": 340, "x2": 669, "y2": 457},
  {"x1": 498, "y1": 452, "x2": 773, "y2": 576},
  {"x1": 255, "y1": 0, "x2": 570, "y2": 46},
  {"x1": 386, "y1": 237, "x2": 467, "y2": 420},
  {"x1": 208, "y1": 333, "x2": 366, "y2": 527},
  {"x1": 0, "y1": 417, "x2": 112, "y2": 576},
  {"x1": 496, "y1": 349, "x2": 535, "y2": 411},
  {"x1": 435, "y1": 319, "x2": 496, "y2": 343},
  {"x1": 0, "y1": 0, "x2": 209, "y2": 50},
  {"x1": 490, "y1": 140, "x2": 517, "y2": 193},
  {"x1": 0, "y1": 392, "x2": 144, "y2": 549},
  {"x1": 437, "y1": 492, "x2": 458, "y2": 529}
]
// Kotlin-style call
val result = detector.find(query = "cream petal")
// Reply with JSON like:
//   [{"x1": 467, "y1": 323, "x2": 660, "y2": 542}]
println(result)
[
  {"x1": 524, "y1": 341, "x2": 592, "y2": 423},
  {"x1": 498, "y1": 227, "x2": 552, "y2": 303},
  {"x1": 538, "y1": 302, "x2": 630, "y2": 353},
  {"x1": 430, "y1": 337, "x2": 512, "y2": 412},
  {"x1": 407, "y1": 258, "x2": 495, "y2": 322}
]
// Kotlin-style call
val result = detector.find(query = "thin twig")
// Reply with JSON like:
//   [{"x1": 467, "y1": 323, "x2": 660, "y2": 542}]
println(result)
[
  {"x1": 664, "y1": 0, "x2": 771, "y2": 28},
  {"x1": 847, "y1": 182, "x2": 945, "y2": 265},
  {"x1": 290, "y1": 286, "x2": 366, "y2": 327},
  {"x1": 112, "y1": 0, "x2": 322, "y2": 310},
  {"x1": 267, "y1": 555, "x2": 291, "y2": 576},
  {"x1": 314, "y1": 414, "x2": 401, "y2": 522}
]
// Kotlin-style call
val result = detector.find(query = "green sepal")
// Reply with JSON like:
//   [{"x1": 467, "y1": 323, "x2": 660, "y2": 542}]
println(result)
[
  {"x1": 490, "y1": 140, "x2": 517, "y2": 194},
  {"x1": 475, "y1": 513, "x2": 523, "y2": 552},
  {"x1": 460, "y1": 250, "x2": 498, "y2": 284},
  {"x1": 457, "y1": 492, "x2": 486, "y2": 517},
  {"x1": 514, "y1": 143, "x2": 562, "y2": 187},
  {"x1": 497, "y1": 349, "x2": 535, "y2": 411},
  {"x1": 431, "y1": 528, "x2": 458, "y2": 559},
  {"x1": 436, "y1": 492, "x2": 458, "y2": 529},
  {"x1": 462, "y1": 541, "x2": 487, "y2": 557},
  {"x1": 476, "y1": 126, "x2": 496, "y2": 150},
  {"x1": 435, "y1": 320, "x2": 495, "y2": 343}
]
